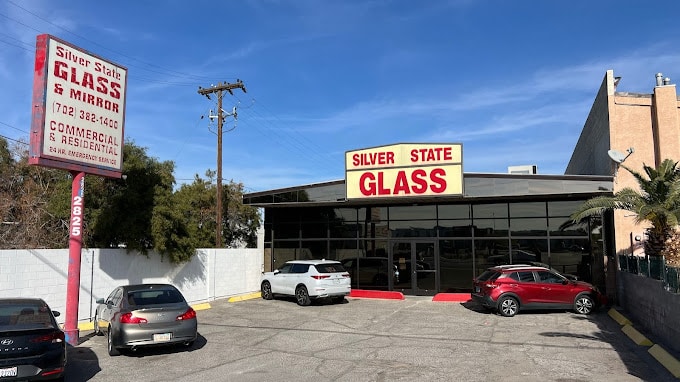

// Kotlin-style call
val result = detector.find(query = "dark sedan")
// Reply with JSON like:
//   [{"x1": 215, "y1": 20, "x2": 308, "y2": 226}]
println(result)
[
  {"x1": 0, "y1": 298, "x2": 66, "y2": 381},
  {"x1": 94, "y1": 284, "x2": 197, "y2": 356}
]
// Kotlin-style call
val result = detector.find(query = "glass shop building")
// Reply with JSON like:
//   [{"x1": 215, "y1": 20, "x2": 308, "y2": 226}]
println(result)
[{"x1": 244, "y1": 143, "x2": 613, "y2": 296}]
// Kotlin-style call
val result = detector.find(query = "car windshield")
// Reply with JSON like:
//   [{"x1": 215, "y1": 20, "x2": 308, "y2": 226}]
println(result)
[
  {"x1": 0, "y1": 302, "x2": 55, "y2": 330},
  {"x1": 314, "y1": 263, "x2": 347, "y2": 273},
  {"x1": 127, "y1": 288, "x2": 184, "y2": 306}
]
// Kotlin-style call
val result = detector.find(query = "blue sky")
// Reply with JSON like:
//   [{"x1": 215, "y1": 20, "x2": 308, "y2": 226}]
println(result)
[{"x1": 2, "y1": 1, "x2": 680, "y2": 192}]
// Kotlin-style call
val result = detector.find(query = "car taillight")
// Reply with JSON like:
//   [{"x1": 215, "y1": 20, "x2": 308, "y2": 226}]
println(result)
[
  {"x1": 342, "y1": 273, "x2": 350, "y2": 278},
  {"x1": 311, "y1": 275, "x2": 330, "y2": 280},
  {"x1": 177, "y1": 307, "x2": 196, "y2": 321},
  {"x1": 30, "y1": 331, "x2": 64, "y2": 344},
  {"x1": 119, "y1": 312, "x2": 148, "y2": 324}
]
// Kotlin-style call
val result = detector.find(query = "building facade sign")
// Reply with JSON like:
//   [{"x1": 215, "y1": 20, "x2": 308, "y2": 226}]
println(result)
[
  {"x1": 345, "y1": 143, "x2": 463, "y2": 199},
  {"x1": 29, "y1": 34, "x2": 127, "y2": 178}
]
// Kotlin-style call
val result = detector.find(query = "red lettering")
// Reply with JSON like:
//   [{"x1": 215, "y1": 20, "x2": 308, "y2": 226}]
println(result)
[
  {"x1": 96, "y1": 76, "x2": 109, "y2": 94},
  {"x1": 69, "y1": 67, "x2": 80, "y2": 85},
  {"x1": 81, "y1": 71, "x2": 94, "y2": 90},
  {"x1": 356, "y1": 168, "x2": 448, "y2": 197},
  {"x1": 110, "y1": 82, "x2": 121, "y2": 99},
  {"x1": 430, "y1": 168, "x2": 447, "y2": 193},
  {"x1": 443, "y1": 147, "x2": 452, "y2": 160},
  {"x1": 359, "y1": 172, "x2": 376, "y2": 196},
  {"x1": 393, "y1": 171, "x2": 410, "y2": 195},
  {"x1": 377, "y1": 172, "x2": 390, "y2": 195},
  {"x1": 410, "y1": 169, "x2": 428, "y2": 193},
  {"x1": 54, "y1": 61, "x2": 68, "y2": 81},
  {"x1": 351, "y1": 151, "x2": 396, "y2": 167},
  {"x1": 411, "y1": 147, "x2": 455, "y2": 163}
]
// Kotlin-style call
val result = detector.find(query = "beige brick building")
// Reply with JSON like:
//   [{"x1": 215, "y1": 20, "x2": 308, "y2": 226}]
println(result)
[{"x1": 567, "y1": 69, "x2": 680, "y2": 295}]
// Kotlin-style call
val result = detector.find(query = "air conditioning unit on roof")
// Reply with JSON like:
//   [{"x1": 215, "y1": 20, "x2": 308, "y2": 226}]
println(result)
[{"x1": 508, "y1": 165, "x2": 537, "y2": 175}]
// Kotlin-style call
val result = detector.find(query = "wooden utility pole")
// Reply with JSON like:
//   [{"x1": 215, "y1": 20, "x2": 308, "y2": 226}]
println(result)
[{"x1": 197, "y1": 80, "x2": 246, "y2": 247}]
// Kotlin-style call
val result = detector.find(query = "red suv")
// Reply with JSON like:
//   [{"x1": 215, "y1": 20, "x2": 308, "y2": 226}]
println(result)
[{"x1": 472, "y1": 264, "x2": 604, "y2": 317}]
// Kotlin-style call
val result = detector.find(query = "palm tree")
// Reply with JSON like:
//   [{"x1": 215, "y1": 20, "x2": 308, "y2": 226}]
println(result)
[{"x1": 570, "y1": 159, "x2": 680, "y2": 257}]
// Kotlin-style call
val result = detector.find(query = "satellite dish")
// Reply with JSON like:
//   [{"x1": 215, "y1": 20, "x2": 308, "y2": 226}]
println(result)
[
  {"x1": 608, "y1": 147, "x2": 634, "y2": 164},
  {"x1": 608, "y1": 150, "x2": 627, "y2": 164}
]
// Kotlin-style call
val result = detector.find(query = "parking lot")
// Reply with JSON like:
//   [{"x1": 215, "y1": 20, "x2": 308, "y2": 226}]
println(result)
[{"x1": 63, "y1": 296, "x2": 676, "y2": 381}]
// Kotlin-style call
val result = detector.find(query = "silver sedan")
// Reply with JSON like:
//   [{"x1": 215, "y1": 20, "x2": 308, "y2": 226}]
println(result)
[{"x1": 94, "y1": 284, "x2": 197, "y2": 356}]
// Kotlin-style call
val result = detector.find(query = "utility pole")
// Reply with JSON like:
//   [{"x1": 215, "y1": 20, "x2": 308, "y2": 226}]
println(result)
[{"x1": 198, "y1": 80, "x2": 246, "y2": 247}]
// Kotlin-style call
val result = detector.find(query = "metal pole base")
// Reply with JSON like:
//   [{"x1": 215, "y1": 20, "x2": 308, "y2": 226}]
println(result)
[{"x1": 64, "y1": 328, "x2": 80, "y2": 346}]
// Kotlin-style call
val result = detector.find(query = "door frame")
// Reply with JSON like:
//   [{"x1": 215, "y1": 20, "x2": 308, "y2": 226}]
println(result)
[{"x1": 389, "y1": 239, "x2": 438, "y2": 295}]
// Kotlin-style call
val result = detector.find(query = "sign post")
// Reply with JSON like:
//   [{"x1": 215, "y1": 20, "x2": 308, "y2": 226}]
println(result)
[{"x1": 64, "y1": 171, "x2": 85, "y2": 345}]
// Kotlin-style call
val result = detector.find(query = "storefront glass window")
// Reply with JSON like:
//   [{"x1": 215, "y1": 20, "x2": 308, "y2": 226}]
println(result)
[
  {"x1": 509, "y1": 217, "x2": 547, "y2": 236},
  {"x1": 274, "y1": 223, "x2": 300, "y2": 239},
  {"x1": 389, "y1": 220, "x2": 437, "y2": 238},
  {"x1": 548, "y1": 217, "x2": 588, "y2": 236},
  {"x1": 509, "y1": 202, "x2": 546, "y2": 217},
  {"x1": 300, "y1": 240, "x2": 328, "y2": 259},
  {"x1": 438, "y1": 204, "x2": 470, "y2": 219},
  {"x1": 472, "y1": 203, "x2": 508, "y2": 218},
  {"x1": 389, "y1": 205, "x2": 437, "y2": 220},
  {"x1": 548, "y1": 200, "x2": 585, "y2": 216},
  {"x1": 439, "y1": 239, "x2": 473, "y2": 292},
  {"x1": 301, "y1": 221, "x2": 328, "y2": 239},
  {"x1": 438, "y1": 220, "x2": 473, "y2": 237},
  {"x1": 472, "y1": 219, "x2": 509, "y2": 237}
]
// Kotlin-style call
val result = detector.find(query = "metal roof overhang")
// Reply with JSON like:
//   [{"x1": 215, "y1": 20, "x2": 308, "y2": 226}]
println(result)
[{"x1": 243, "y1": 173, "x2": 614, "y2": 208}]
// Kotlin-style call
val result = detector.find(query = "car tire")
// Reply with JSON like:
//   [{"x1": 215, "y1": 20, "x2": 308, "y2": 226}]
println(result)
[
  {"x1": 107, "y1": 327, "x2": 121, "y2": 356},
  {"x1": 261, "y1": 281, "x2": 273, "y2": 300},
  {"x1": 574, "y1": 294, "x2": 594, "y2": 315},
  {"x1": 295, "y1": 285, "x2": 311, "y2": 306},
  {"x1": 498, "y1": 295, "x2": 519, "y2": 317},
  {"x1": 93, "y1": 313, "x2": 102, "y2": 336}
]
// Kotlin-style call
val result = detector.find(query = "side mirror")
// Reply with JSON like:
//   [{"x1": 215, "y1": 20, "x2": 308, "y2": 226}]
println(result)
[
  {"x1": 95, "y1": 298, "x2": 104, "y2": 304},
  {"x1": 52, "y1": 310, "x2": 61, "y2": 318},
  {"x1": 273, "y1": 269, "x2": 280, "y2": 274}
]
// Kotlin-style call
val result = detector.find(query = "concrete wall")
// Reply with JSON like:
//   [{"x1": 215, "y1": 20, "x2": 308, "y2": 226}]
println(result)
[
  {"x1": 565, "y1": 70, "x2": 613, "y2": 176},
  {"x1": 0, "y1": 247, "x2": 264, "y2": 325},
  {"x1": 617, "y1": 270, "x2": 680, "y2": 354}
]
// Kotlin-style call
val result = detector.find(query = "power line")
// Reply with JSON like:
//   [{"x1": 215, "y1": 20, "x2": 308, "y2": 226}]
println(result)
[
  {"x1": 0, "y1": 134, "x2": 28, "y2": 145},
  {"x1": 232, "y1": 98, "x2": 338, "y2": 171},
  {"x1": 0, "y1": 121, "x2": 28, "y2": 134},
  {"x1": 3, "y1": 2, "x2": 231, "y2": 82}
]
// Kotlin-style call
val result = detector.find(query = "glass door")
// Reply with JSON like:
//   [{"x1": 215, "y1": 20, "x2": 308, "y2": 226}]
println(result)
[{"x1": 391, "y1": 240, "x2": 437, "y2": 295}]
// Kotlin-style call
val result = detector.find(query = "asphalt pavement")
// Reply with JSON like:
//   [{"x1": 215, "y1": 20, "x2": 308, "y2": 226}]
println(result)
[{"x1": 63, "y1": 296, "x2": 678, "y2": 381}]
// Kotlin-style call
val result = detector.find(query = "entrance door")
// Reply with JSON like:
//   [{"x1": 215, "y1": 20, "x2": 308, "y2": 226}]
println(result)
[{"x1": 391, "y1": 241, "x2": 437, "y2": 295}]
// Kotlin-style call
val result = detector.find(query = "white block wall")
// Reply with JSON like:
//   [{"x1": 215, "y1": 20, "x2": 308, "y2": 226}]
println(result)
[{"x1": 0, "y1": 246, "x2": 263, "y2": 325}]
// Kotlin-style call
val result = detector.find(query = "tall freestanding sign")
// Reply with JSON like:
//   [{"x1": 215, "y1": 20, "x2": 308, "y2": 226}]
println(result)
[{"x1": 29, "y1": 34, "x2": 127, "y2": 345}]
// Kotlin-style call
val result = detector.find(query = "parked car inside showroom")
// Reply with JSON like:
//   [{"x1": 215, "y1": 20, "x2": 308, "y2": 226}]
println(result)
[
  {"x1": 0, "y1": 298, "x2": 66, "y2": 381},
  {"x1": 94, "y1": 284, "x2": 197, "y2": 356},
  {"x1": 472, "y1": 264, "x2": 605, "y2": 317},
  {"x1": 261, "y1": 259, "x2": 351, "y2": 306},
  {"x1": 340, "y1": 257, "x2": 399, "y2": 287}
]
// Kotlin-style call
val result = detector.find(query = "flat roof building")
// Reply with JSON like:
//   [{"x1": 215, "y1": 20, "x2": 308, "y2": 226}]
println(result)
[{"x1": 244, "y1": 70, "x2": 677, "y2": 301}]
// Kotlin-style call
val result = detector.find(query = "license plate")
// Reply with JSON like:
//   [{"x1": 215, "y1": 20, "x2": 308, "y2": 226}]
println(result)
[
  {"x1": 333, "y1": 279, "x2": 341, "y2": 284},
  {"x1": 0, "y1": 367, "x2": 17, "y2": 377},
  {"x1": 153, "y1": 333, "x2": 172, "y2": 342}
]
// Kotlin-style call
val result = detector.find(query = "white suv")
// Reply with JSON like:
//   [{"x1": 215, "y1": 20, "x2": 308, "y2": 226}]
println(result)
[{"x1": 260, "y1": 260, "x2": 351, "y2": 306}]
